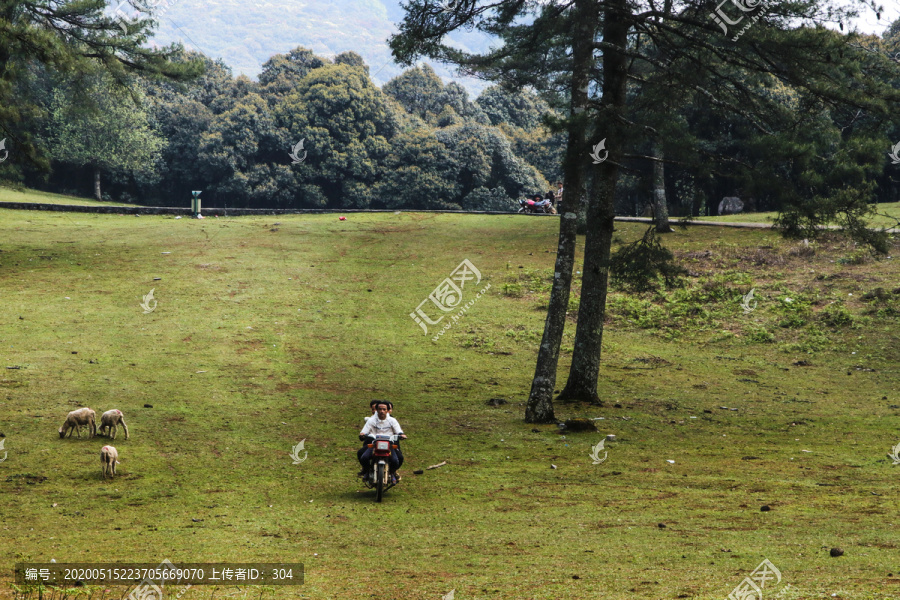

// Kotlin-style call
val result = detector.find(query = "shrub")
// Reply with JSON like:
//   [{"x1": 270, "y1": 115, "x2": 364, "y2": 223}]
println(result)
[
  {"x1": 778, "y1": 314, "x2": 808, "y2": 328},
  {"x1": 668, "y1": 275, "x2": 734, "y2": 310},
  {"x1": 774, "y1": 295, "x2": 812, "y2": 328},
  {"x1": 820, "y1": 302, "x2": 854, "y2": 326},
  {"x1": 746, "y1": 327, "x2": 776, "y2": 343},
  {"x1": 609, "y1": 227, "x2": 687, "y2": 293},
  {"x1": 862, "y1": 288, "x2": 889, "y2": 302},
  {"x1": 501, "y1": 283, "x2": 524, "y2": 298},
  {"x1": 837, "y1": 249, "x2": 870, "y2": 265},
  {"x1": 607, "y1": 296, "x2": 665, "y2": 329}
]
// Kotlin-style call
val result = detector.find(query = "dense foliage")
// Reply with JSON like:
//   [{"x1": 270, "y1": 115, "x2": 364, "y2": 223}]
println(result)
[
  {"x1": 3, "y1": 8, "x2": 900, "y2": 214},
  {"x1": 6, "y1": 45, "x2": 555, "y2": 210}
]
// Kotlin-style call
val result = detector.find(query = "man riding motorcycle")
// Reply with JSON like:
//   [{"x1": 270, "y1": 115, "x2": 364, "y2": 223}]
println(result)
[
  {"x1": 358, "y1": 400, "x2": 402, "y2": 468},
  {"x1": 358, "y1": 401, "x2": 406, "y2": 483}
]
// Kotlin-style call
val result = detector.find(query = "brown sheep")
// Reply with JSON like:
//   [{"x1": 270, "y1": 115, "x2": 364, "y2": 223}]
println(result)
[
  {"x1": 59, "y1": 408, "x2": 96, "y2": 439},
  {"x1": 98, "y1": 409, "x2": 129, "y2": 440},
  {"x1": 100, "y1": 445, "x2": 120, "y2": 478}
]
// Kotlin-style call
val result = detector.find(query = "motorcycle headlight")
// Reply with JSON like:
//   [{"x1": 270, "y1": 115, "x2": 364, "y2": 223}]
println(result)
[{"x1": 375, "y1": 440, "x2": 390, "y2": 451}]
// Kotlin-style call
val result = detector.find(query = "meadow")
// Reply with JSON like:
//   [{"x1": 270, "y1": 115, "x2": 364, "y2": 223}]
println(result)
[
  {"x1": 692, "y1": 201, "x2": 900, "y2": 230},
  {"x1": 0, "y1": 188, "x2": 135, "y2": 207},
  {"x1": 0, "y1": 206, "x2": 898, "y2": 600}
]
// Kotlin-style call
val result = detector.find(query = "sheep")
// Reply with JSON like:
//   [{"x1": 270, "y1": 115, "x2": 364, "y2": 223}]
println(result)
[
  {"x1": 98, "y1": 409, "x2": 129, "y2": 440},
  {"x1": 100, "y1": 445, "x2": 119, "y2": 478},
  {"x1": 58, "y1": 408, "x2": 96, "y2": 439}
]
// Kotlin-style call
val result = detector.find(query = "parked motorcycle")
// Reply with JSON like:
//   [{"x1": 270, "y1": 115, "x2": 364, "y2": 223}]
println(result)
[
  {"x1": 517, "y1": 197, "x2": 556, "y2": 214},
  {"x1": 359, "y1": 434, "x2": 402, "y2": 502}
]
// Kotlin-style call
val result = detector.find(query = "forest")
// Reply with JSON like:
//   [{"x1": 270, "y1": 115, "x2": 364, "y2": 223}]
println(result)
[{"x1": 1, "y1": 9, "x2": 899, "y2": 217}]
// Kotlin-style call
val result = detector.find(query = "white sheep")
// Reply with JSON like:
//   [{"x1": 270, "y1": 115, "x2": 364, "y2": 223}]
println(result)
[
  {"x1": 100, "y1": 445, "x2": 120, "y2": 478},
  {"x1": 58, "y1": 408, "x2": 96, "y2": 439},
  {"x1": 98, "y1": 409, "x2": 129, "y2": 440}
]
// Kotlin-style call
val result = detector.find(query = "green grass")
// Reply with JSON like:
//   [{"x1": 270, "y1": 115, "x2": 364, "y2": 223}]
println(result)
[
  {"x1": 0, "y1": 210, "x2": 898, "y2": 600},
  {"x1": 693, "y1": 201, "x2": 900, "y2": 229},
  {"x1": 0, "y1": 186, "x2": 135, "y2": 207}
]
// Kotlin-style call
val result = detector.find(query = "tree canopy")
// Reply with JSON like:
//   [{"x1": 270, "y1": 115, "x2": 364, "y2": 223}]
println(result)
[
  {"x1": 389, "y1": 0, "x2": 900, "y2": 420},
  {"x1": 0, "y1": 0, "x2": 202, "y2": 174}
]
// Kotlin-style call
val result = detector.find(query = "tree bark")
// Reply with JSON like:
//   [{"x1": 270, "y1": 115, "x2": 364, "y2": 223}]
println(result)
[
  {"x1": 557, "y1": 0, "x2": 630, "y2": 404},
  {"x1": 524, "y1": 0, "x2": 596, "y2": 423},
  {"x1": 574, "y1": 180, "x2": 589, "y2": 235},
  {"x1": 94, "y1": 166, "x2": 102, "y2": 202},
  {"x1": 652, "y1": 141, "x2": 672, "y2": 233}
]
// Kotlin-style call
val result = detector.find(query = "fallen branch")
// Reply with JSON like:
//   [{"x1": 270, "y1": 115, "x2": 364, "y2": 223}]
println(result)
[{"x1": 427, "y1": 461, "x2": 447, "y2": 470}]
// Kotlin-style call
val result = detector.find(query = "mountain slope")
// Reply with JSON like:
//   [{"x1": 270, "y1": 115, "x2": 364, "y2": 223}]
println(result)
[{"x1": 147, "y1": 0, "x2": 494, "y2": 93}]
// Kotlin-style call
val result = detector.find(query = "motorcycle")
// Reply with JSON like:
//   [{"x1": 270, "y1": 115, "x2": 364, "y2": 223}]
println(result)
[
  {"x1": 517, "y1": 197, "x2": 557, "y2": 214},
  {"x1": 359, "y1": 434, "x2": 402, "y2": 502}
]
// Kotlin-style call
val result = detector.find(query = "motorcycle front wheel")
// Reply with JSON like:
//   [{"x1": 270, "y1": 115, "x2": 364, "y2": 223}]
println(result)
[{"x1": 375, "y1": 463, "x2": 385, "y2": 502}]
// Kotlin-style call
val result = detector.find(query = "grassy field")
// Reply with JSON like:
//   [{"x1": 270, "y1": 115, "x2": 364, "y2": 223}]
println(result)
[
  {"x1": 0, "y1": 186, "x2": 135, "y2": 207},
  {"x1": 693, "y1": 201, "x2": 900, "y2": 229},
  {"x1": 0, "y1": 209, "x2": 898, "y2": 600}
]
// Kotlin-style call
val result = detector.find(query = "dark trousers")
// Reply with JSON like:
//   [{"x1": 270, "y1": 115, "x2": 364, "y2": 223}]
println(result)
[
  {"x1": 359, "y1": 445, "x2": 401, "y2": 473},
  {"x1": 359, "y1": 443, "x2": 401, "y2": 465}
]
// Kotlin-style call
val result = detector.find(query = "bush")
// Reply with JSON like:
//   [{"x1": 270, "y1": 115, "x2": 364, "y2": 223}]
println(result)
[
  {"x1": 837, "y1": 249, "x2": 870, "y2": 265},
  {"x1": 501, "y1": 283, "x2": 524, "y2": 298},
  {"x1": 774, "y1": 295, "x2": 812, "y2": 328},
  {"x1": 461, "y1": 186, "x2": 516, "y2": 212},
  {"x1": 746, "y1": 326, "x2": 776, "y2": 343},
  {"x1": 820, "y1": 302, "x2": 854, "y2": 326},
  {"x1": 609, "y1": 227, "x2": 687, "y2": 293},
  {"x1": 607, "y1": 296, "x2": 665, "y2": 329}
]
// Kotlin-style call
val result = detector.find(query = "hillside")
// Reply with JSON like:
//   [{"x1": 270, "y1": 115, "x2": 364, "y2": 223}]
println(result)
[
  {"x1": 1, "y1": 209, "x2": 898, "y2": 599},
  {"x1": 145, "y1": 0, "x2": 495, "y2": 92}
]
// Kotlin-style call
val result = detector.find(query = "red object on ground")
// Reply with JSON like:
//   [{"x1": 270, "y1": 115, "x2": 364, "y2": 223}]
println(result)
[{"x1": 339, "y1": 216, "x2": 347, "y2": 221}]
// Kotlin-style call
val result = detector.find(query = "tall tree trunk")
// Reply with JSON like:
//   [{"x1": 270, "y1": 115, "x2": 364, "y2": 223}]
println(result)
[
  {"x1": 557, "y1": 0, "x2": 630, "y2": 404},
  {"x1": 574, "y1": 180, "x2": 589, "y2": 234},
  {"x1": 652, "y1": 141, "x2": 672, "y2": 233},
  {"x1": 524, "y1": 0, "x2": 595, "y2": 423},
  {"x1": 94, "y1": 166, "x2": 102, "y2": 202}
]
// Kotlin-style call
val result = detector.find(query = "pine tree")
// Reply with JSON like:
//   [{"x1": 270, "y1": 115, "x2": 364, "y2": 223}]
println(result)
[{"x1": 391, "y1": 0, "x2": 900, "y2": 414}]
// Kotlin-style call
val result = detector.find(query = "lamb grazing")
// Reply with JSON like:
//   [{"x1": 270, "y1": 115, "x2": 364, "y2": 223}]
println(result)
[
  {"x1": 100, "y1": 445, "x2": 120, "y2": 478},
  {"x1": 98, "y1": 409, "x2": 129, "y2": 440},
  {"x1": 58, "y1": 408, "x2": 97, "y2": 439}
]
